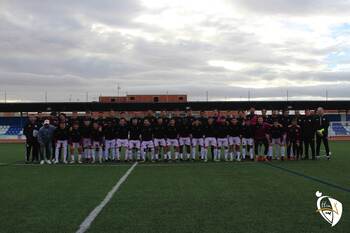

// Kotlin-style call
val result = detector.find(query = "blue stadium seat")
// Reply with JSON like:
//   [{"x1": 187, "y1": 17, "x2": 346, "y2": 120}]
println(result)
[
  {"x1": 332, "y1": 122, "x2": 348, "y2": 135},
  {"x1": 0, "y1": 117, "x2": 28, "y2": 136}
]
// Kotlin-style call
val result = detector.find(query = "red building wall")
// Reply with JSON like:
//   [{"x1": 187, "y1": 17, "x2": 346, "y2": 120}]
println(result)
[{"x1": 99, "y1": 95, "x2": 187, "y2": 103}]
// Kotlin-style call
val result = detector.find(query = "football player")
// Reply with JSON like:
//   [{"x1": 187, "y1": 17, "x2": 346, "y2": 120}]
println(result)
[
  {"x1": 54, "y1": 122, "x2": 69, "y2": 164},
  {"x1": 128, "y1": 118, "x2": 141, "y2": 161},
  {"x1": 69, "y1": 122, "x2": 83, "y2": 163},
  {"x1": 91, "y1": 121, "x2": 104, "y2": 163},
  {"x1": 241, "y1": 119, "x2": 254, "y2": 160},
  {"x1": 191, "y1": 119, "x2": 205, "y2": 161},
  {"x1": 141, "y1": 119, "x2": 155, "y2": 162},
  {"x1": 228, "y1": 117, "x2": 242, "y2": 161},
  {"x1": 103, "y1": 120, "x2": 117, "y2": 161},
  {"x1": 216, "y1": 117, "x2": 229, "y2": 161},
  {"x1": 268, "y1": 120, "x2": 284, "y2": 160},
  {"x1": 178, "y1": 114, "x2": 192, "y2": 161},
  {"x1": 287, "y1": 118, "x2": 302, "y2": 160},
  {"x1": 204, "y1": 117, "x2": 218, "y2": 162},
  {"x1": 116, "y1": 118, "x2": 129, "y2": 162},
  {"x1": 166, "y1": 119, "x2": 179, "y2": 161},
  {"x1": 254, "y1": 117, "x2": 270, "y2": 161},
  {"x1": 153, "y1": 118, "x2": 167, "y2": 161}
]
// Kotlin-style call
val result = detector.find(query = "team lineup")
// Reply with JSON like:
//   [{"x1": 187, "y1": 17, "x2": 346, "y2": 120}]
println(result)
[{"x1": 23, "y1": 107, "x2": 331, "y2": 165}]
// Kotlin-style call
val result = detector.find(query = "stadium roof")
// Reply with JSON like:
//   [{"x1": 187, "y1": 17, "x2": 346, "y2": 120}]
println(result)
[{"x1": 0, "y1": 100, "x2": 350, "y2": 112}]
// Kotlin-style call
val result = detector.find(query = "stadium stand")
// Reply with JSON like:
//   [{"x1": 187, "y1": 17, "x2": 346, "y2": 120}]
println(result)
[
  {"x1": 0, "y1": 114, "x2": 349, "y2": 139},
  {"x1": 0, "y1": 117, "x2": 26, "y2": 139},
  {"x1": 330, "y1": 122, "x2": 350, "y2": 136}
]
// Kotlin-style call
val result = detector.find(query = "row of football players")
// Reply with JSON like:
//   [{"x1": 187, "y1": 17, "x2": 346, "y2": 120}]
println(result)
[{"x1": 51, "y1": 114, "x2": 304, "y2": 163}]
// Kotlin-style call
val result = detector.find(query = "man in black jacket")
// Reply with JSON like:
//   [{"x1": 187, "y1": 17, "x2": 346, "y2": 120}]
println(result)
[
  {"x1": 23, "y1": 115, "x2": 40, "y2": 163},
  {"x1": 302, "y1": 109, "x2": 316, "y2": 160},
  {"x1": 315, "y1": 107, "x2": 330, "y2": 159}
]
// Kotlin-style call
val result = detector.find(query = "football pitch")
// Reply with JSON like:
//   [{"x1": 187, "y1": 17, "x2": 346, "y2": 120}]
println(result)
[{"x1": 0, "y1": 142, "x2": 349, "y2": 233}]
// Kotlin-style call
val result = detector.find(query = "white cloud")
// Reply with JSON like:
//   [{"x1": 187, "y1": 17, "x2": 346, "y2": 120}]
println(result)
[{"x1": 1, "y1": 0, "x2": 350, "y2": 101}]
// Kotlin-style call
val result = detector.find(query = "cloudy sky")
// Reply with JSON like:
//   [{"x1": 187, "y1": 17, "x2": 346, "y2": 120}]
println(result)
[{"x1": 1, "y1": 0, "x2": 350, "y2": 102}]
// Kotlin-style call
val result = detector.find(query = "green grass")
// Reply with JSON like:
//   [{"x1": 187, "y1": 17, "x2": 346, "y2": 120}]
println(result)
[{"x1": 0, "y1": 142, "x2": 349, "y2": 233}]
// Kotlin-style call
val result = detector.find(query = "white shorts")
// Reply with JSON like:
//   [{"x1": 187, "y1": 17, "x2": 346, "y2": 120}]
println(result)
[
  {"x1": 92, "y1": 141, "x2": 102, "y2": 148},
  {"x1": 117, "y1": 139, "x2": 129, "y2": 148},
  {"x1": 179, "y1": 137, "x2": 191, "y2": 146},
  {"x1": 105, "y1": 139, "x2": 116, "y2": 149},
  {"x1": 70, "y1": 142, "x2": 81, "y2": 149},
  {"x1": 82, "y1": 138, "x2": 91, "y2": 147},
  {"x1": 205, "y1": 137, "x2": 217, "y2": 147},
  {"x1": 154, "y1": 138, "x2": 166, "y2": 147},
  {"x1": 242, "y1": 138, "x2": 254, "y2": 146},
  {"x1": 229, "y1": 136, "x2": 241, "y2": 146},
  {"x1": 129, "y1": 140, "x2": 141, "y2": 149},
  {"x1": 167, "y1": 139, "x2": 179, "y2": 147},
  {"x1": 56, "y1": 140, "x2": 68, "y2": 149},
  {"x1": 217, "y1": 138, "x2": 229, "y2": 147},
  {"x1": 141, "y1": 140, "x2": 154, "y2": 149},
  {"x1": 192, "y1": 138, "x2": 204, "y2": 147},
  {"x1": 271, "y1": 138, "x2": 281, "y2": 145}
]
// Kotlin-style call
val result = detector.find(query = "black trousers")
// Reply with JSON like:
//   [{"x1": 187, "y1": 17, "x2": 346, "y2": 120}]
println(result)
[
  {"x1": 287, "y1": 141, "x2": 300, "y2": 159},
  {"x1": 255, "y1": 139, "x2": 268, "y2": 156},
  {"x1": 26, "y1": 141, "x2": 39, "y2": 162},
  {"x1": 299, "y1": 137, "x2": 304, "y2": 157},
  {"x1": 316, "y1": 134, "x2": 330, "y2": 157},
  {"x1": 304, "y1": 137, "x2": 315, "y2": 159}
]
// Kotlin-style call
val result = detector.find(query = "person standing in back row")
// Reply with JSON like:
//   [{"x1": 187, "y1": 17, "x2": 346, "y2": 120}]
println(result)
[
  {"x1": 315, "y1": 107, "x2": 330, "y2": 160},
  {"x1": 302, "y1": 109, "x2": 316, "y2": 160},
  {"x1": 23, "y1": 115, "x2": 40, "y2": 163}
]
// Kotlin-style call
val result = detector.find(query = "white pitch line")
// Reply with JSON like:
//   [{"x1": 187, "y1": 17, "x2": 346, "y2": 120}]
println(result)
[
  {"x1": 0, "y1": 163, "x2": 8, "y2": 165},
  {"x1": 76, "y1": 162, "x2": 138, "y2": 233},
  {"x1": 12, "y1": 163, "x2": 133, "y2": 167}
]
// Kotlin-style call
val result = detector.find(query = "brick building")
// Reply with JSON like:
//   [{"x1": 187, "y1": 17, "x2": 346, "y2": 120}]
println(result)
[{"x1": 99, "y1": 95, "x2": 187, "y2": 103}]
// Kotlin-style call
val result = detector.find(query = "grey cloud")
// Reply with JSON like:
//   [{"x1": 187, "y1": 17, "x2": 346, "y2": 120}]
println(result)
[
  {"x1": 232, "y1": 0, "x2": 350, "y2": 16},
  {"x1": 1, "y1": 0, "x2": 350, "y2": 102}
]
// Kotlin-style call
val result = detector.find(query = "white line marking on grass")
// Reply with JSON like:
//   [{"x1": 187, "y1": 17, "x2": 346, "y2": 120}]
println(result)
[
  {"x1": 76, "y1": 162, "x2": 138, "y2": 233},
  {"x1": 0, "y1": 163, "x2": 8, "y2": 165},
  {"x1": 13, "y1": 163, "x2": 134, "y2": 167}
]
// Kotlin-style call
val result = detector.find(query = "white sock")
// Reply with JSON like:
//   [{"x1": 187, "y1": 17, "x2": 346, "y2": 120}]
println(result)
[
  {"x1": 167, "y1": 151, "x2": 171, "y2": 160},
  {"x1": 55, "y1": 147, "x2": 59, "y2": 162},
  {"x1": 99, "y1": 148, "x2": 103, "y2": 162},
  {"x1": 214, "y1": 148, "x2": 218, "y2": 160},
  {"x1": 268, "y1": 146, "x2": 273, "y2": 157},
  {"x1": 249, "y1": 148, "x2": 254, "y2": 159},
  {"x1": 281, "y1": 146, "x2": 285, "y2": 157},
  {"x1": 116, "y1": 148, "x2": 120, "y2": 160},
  {"x1": 237, "y1": 151, "x2": 241, "y2": 160},
  {"x1": 224, "y1": 149, "x2": 228, "y2": 160},
  {"x1": 192, "y1": 149, "x2": 196, "y2": 159},
  {"x1": 204, "y1": 149, "x2": 208, "y2": 160},
  {"x1": 242, "y1": 148, "x2": 246, "y2": 159}
]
